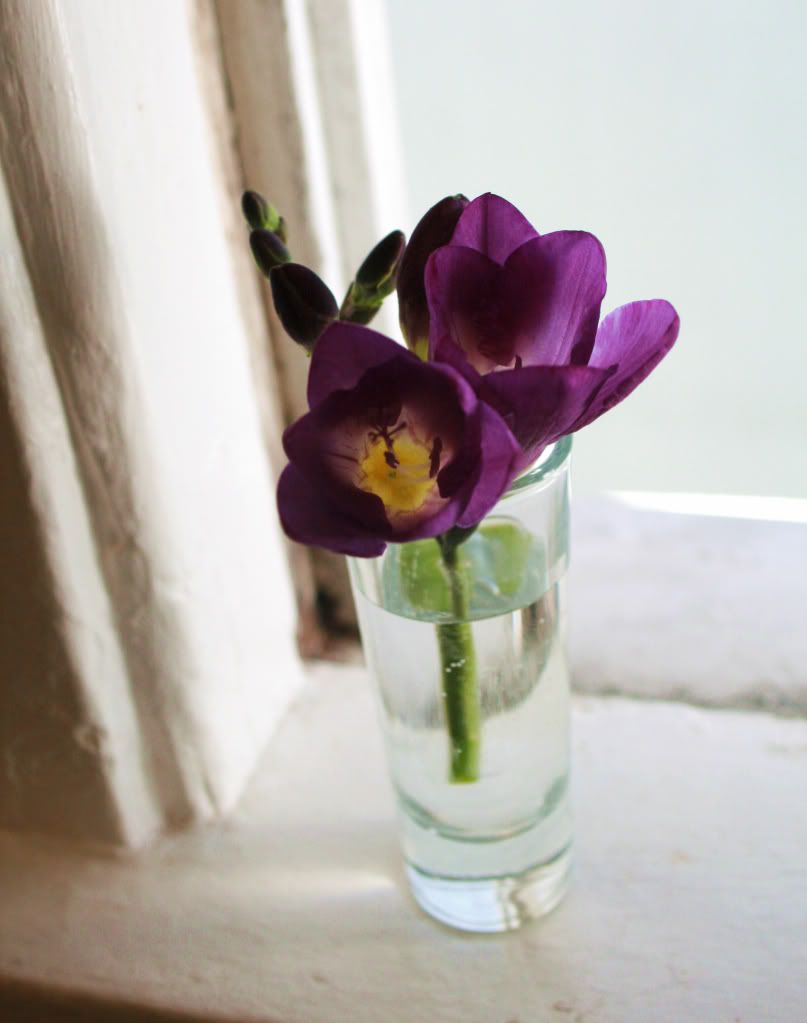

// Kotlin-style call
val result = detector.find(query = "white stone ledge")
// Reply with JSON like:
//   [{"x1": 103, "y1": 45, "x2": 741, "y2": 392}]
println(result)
[
  {"x1": 2, "y1": 665, "x2": 805, "y2": 1022},
  {"x1": 570, "y1": 495, "x2": 807, "y2": 714}
]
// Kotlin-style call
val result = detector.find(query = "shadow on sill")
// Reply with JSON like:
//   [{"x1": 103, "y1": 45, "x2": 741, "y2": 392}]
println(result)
[{"x1": 0, "y1": 979, "x2": 233, "y2": 1023}]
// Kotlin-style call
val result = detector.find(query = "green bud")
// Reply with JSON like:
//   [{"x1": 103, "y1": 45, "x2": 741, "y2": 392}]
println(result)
[
  {"x1": 241, "y1": 190, "x2": 287, "y2": 241},
  {"x1": 339, "y1": 229, "x2": 405, "y2": 325},
  {"x1": 269, "y1": 263, "x2": 339, "y2": 353},
  {"x1": 355, "y1": 230, "x2": 405, "y2": 296},
  {"x1": 249, "y1": 228, "x2": 290, "y2": 276}
]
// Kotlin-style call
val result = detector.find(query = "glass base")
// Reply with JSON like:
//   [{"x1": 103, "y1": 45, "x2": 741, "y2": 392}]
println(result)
[{"x1": 405, "y1": 844, "x2": 572, "y2": 933}]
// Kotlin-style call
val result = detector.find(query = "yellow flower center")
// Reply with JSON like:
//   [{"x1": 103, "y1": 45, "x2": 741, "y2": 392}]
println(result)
[{"x1": 358, "y1": 430, "x2": 438, "y2": 514}]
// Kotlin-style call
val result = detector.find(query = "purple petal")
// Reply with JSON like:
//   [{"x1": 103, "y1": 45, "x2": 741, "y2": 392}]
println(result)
[
  {"x1": 426, "y1": 231, "x2": 606, "y2": 373},
  {"x1": 430, "y1": 332, "x2": 484, "y2": 390},
  {"x1": 451, "y1": 193, "x2": 539, "y2": 264},
  {"x1": 573, "y1": 300, "x2": 680, "y2": 430},
  {"x1": 282, "y1": 403, "x2": 393, "y2": 532},
  {"x1": 392, "y1": 487, "x2": 468, "y2": 542},
  {"x1": 453, "y1": 402, "x2": 522, "y2": 527},
  {"x1": 426, "y1": 246, "x2": 552, "y2": 372},
  {"x1": 481, "y1": 364, "x2": 615, "y2": 469},
  {"x1": 505, "y1": 232, "x2": 606, "y2": 366},
  {"x1": 307, "y1": 322, "x2": 408, "y2": 408},
  {"x1": 277, "y1": 464, "x2": 387, "y2": 557}
]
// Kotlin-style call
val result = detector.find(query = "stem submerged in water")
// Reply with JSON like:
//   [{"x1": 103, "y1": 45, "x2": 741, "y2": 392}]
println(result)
[{"x1": 436, "y1": 536, "x2": 480, "y2": 783}]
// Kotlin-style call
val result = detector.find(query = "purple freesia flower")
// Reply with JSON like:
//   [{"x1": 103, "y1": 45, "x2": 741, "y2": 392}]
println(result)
[
  {"x1": 277, "y1": 322, "x2": 521, "y2": 556},
  {"x1": 425, "y1": 193, "x2": 680, "y2": 468}
]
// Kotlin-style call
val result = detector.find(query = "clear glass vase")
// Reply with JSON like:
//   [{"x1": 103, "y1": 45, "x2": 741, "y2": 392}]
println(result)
[{"x1": 348, "y1": 437, "x2": 573, "y2": 932}]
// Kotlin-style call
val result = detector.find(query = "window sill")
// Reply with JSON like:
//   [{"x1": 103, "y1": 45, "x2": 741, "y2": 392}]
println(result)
[
  {"x1": 569, "y1": 493, "x2": 807, "y2": 714},
  {"x1": 2, "y1": 496, "x2": 805, "y2": 1022},
  {"x1": 2, "y1": 661, "x2": 806, "y2": 1022}
]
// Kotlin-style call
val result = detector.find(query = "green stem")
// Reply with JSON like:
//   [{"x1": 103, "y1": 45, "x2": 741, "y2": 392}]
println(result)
[{"x1": 436, "y1": 542, "x2": 480, "y2": 783}]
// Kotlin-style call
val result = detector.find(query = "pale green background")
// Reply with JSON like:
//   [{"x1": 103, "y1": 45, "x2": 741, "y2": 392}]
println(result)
[{"x1": 384, "y1": 0, "x2": 806, "y2": 497}]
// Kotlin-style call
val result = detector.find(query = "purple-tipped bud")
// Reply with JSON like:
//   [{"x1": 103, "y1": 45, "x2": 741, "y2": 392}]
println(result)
[
  {"x1": 355, "y1": 230, "x2": 405, "y2": 296},
  {"x1": 397, "y1": 194, "x2": 468, "y2": 358},
  {"x1": 241, "y1": 190, "x2": 287, "y2": 241},
  {"x1": 270, "y1": 263, "x2": 339, "y2": 353},
  {"x1": 250, "y1": 228, "x2": 290, "y2": 276},
  {"x1": 339, "y1": 230, "x2": 406, "y2": 326}
]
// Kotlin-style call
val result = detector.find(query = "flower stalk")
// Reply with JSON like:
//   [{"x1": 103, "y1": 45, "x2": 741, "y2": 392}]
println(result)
[{"x1": 436, "y1": 529, "x2": 481, "y2": 783}]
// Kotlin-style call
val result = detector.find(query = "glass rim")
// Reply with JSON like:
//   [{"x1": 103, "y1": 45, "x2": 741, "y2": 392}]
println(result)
[{"x1": 503, "y1": 436, "x2": 572, "y2": 498}]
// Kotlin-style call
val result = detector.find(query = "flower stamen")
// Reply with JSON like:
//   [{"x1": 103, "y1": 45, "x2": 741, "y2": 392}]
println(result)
[
  {"x1": 358, "y1": 417, "x2": 439, "y2": 514},
  {"x1": 429, "y1": 436, "x2": 443, "y2": 478}
]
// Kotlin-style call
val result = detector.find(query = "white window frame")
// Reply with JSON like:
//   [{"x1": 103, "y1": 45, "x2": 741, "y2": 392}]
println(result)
[{"x1": 0, "y1": 0, "x2": 405, "y2": 845}]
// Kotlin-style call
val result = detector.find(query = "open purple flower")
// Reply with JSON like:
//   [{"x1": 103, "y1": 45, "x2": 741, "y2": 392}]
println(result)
[
  {"x1": 277, "y1": 322, "x2": 521, "y2": 556},
  {"x1": 425, "y1": 193, "x2": 680, "y2": 468}
]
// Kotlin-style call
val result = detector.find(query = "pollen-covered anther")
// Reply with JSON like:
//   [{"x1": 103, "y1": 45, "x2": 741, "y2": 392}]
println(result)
[
  {"x1": 358, "y1": 421, "x2": 438, "y2": 514},
  {"x1": 429, "y1": 436, "x2": 443, "y2": 478}
]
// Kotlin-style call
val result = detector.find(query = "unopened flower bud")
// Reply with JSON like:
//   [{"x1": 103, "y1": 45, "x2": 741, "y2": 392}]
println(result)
[
  {"x1": 270, "y1": 263, "x2": 338, "y2": 353},
  {"x1": 250, "y1": 228, "x2": 290, "y2": 276},
  {"x1": 340, "y1": 230, "x2": 406, "y2": 325},
  {"x1": 356, "y1": 230, "x2": 405, "y2": 296},
  {"x1": 397, "y1": 194, "x2": 468, "y2": 358},
  {"x1": 241, "y1": 191, "x2": 287, "y2": 241}
]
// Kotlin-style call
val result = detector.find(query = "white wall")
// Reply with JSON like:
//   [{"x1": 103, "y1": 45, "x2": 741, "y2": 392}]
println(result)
[{"x1": 385, "y1": 0, "x2": 807, "y2": 497}]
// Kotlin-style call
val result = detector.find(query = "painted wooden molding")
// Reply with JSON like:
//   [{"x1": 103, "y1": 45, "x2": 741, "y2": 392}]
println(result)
[
  {"x1": 0, "y1": 0, "x2": 305, "y2": 843},
  {"x1": 305, "y1": 0, "x2": 410, "y2": 287},
  {"x1": 0, "y1": 165, "x2": 161, "y2": 846},
  {"x1": 191, "y1": 0, "x2": 323, "y2": 653}
]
